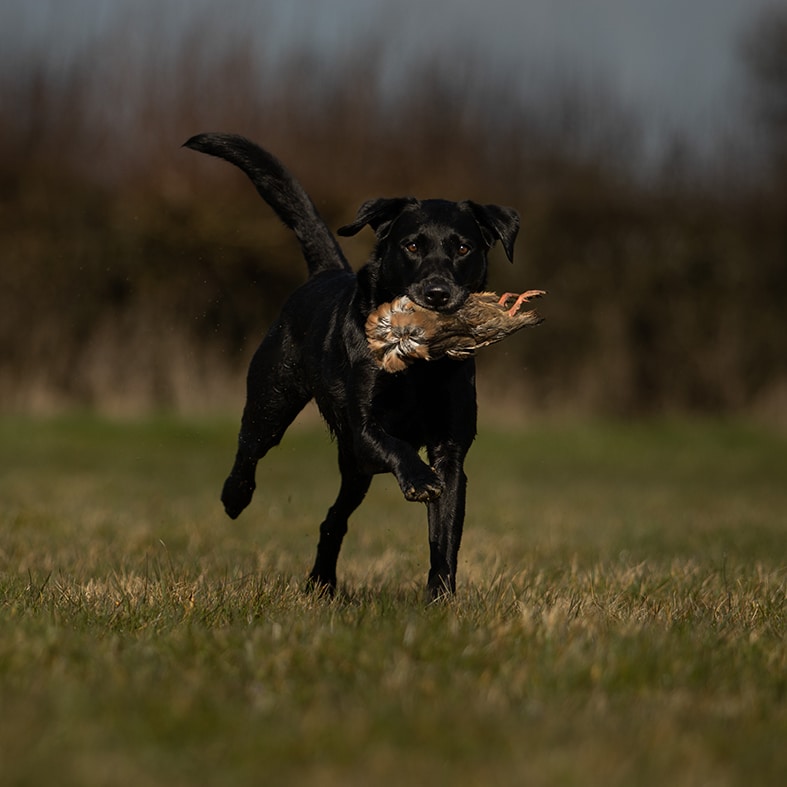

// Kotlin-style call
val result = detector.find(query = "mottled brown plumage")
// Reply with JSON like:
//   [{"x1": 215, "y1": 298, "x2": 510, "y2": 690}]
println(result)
[{"x1": 366, "y1": 290, "x2": 546, "y2": 372}]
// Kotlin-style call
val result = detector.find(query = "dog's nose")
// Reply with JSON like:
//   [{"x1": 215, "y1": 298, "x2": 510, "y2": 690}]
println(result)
[{"x1": 423, "y1": 283, "x2": 451, "y2": 309}]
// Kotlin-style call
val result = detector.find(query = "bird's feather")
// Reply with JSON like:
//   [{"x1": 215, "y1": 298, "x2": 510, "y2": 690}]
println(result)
[{"x1": 366, "y1": 290, "x2": 545, "y2": 372}]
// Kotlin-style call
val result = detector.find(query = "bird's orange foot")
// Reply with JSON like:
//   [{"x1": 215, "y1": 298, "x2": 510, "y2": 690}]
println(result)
[{"x1": 498, "y1": 290, "x2": 547, "y2": 316}]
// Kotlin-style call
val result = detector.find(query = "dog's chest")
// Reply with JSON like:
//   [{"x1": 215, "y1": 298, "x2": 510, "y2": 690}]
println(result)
[{"x1": 371, "y1": 369, "x2": 444, "y2": 442}]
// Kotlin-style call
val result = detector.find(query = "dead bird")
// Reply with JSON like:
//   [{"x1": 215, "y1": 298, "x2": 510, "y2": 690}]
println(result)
[{"x1": 367, "y1": 290, "x2": 546, "y2": 373}]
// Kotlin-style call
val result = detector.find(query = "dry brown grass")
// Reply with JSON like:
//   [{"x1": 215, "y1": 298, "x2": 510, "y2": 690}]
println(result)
[{"x1": 1, "y1": 415, "x2": 785, "y2": 785}]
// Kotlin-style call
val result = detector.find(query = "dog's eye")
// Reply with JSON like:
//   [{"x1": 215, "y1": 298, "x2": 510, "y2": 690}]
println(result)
[
  {"x1": 403, "y1": 241, "x2": 418, "y2": 254},
  {"x1": 457, "y1": 244, "x2": 471, "y2": 256}
]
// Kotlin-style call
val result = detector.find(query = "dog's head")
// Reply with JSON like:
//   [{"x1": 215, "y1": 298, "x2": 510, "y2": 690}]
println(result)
[{"x1": 338, "y1": 198, "x2": 519, "y2": 313}]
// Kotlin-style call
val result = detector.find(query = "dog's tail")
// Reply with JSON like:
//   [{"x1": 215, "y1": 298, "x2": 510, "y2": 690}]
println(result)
[{"x1": 184, "y1": 133, "x2": 351, "y2": 277}]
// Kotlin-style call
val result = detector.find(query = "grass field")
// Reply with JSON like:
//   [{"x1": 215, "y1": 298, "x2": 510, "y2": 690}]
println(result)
[{"x1": 1, "y1": 414, "x2": 785, "y2": 786}]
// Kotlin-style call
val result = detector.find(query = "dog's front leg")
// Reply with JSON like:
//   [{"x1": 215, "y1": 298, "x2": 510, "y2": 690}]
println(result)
[
  {"x1": 348, "y1": 365, "x2": 443, "y2": 502},
  {"x1": 425, "y1": 447, "x2": 468, "y2": 599},
  {"x1": 354, "y1": 422, "x2": 443, "y2": 502}
]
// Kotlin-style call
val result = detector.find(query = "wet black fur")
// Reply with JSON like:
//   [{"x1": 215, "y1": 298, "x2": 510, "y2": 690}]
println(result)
[{"x1": 184, "y1": 133, "x2": 519, "y2": 598}]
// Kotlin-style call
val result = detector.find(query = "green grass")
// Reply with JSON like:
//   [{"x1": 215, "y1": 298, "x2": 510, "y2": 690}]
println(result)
[{"x1": 1, "y1": 414, "x2": 785, "y2": 786}]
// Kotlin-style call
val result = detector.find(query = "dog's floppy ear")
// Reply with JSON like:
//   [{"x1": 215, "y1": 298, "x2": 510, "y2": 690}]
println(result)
[
  {"x1": 338, "y1": 197, "x2": 417, "y2": 238},
  {"x1": 466, "y1": 202, "x2": 520, "y2": 262}
]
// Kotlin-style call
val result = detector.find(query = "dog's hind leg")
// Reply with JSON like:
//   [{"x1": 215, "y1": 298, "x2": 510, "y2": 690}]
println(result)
[
  {"x1": 308, "y1": 451, "x2": 372, "y2": 594},
  {"x1": 222, "y1": 330, "x2": 310, "y2": 519}
]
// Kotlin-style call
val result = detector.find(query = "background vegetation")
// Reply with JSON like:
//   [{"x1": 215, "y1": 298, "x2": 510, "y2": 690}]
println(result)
[{"x1": 2, "y1": 4, "x2": 786, "y2": 417}]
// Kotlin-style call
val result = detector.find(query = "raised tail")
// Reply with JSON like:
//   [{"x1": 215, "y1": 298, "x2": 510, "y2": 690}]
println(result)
[{"x1": 184, "y1": 133, "x2": 350, "y2": 277}]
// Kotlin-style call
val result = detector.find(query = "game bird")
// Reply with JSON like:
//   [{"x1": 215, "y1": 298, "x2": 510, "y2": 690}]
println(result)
[{"x1": 366, "y1": 290, "x2": 546, "y2": 373}]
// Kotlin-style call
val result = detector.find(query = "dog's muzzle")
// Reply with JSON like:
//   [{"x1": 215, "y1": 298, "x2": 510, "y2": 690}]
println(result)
[{"x1": 408, "y1": 278, "x2": 467, "y2": 313}]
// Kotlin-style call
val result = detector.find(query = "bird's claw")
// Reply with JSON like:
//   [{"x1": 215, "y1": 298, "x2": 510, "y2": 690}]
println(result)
[{"x1": 497, "y1": 290, "x2": 547, "y2": 316}]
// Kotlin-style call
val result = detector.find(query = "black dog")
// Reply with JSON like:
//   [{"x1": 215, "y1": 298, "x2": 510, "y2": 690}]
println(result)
[{"x1": 184, "y1": 133, "x2": 519, "y2": 598}]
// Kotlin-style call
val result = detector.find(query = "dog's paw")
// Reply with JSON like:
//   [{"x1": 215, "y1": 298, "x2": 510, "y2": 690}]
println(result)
[
  {"x1": 401, "y1": 467, "x2": 444, "y2": 503},
  {"x1": 221, "y1": 475, "x2": 256, "y2": 519},
  {"x1": 427, "y1": 571, "x2": 456, "y2": 601},
  {"x1": 305, "y1": 570, "x2": 337, "y2": 599}
]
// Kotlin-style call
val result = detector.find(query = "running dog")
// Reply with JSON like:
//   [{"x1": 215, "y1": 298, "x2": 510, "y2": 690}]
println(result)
[{"x1": 184, "y1": 133, "x2": 519, "y2": 598}]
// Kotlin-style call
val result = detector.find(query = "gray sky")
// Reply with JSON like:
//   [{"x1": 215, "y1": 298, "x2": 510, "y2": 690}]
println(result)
[{"x1": 2, "y1": 0, "x2": 781, "y2": 155}]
